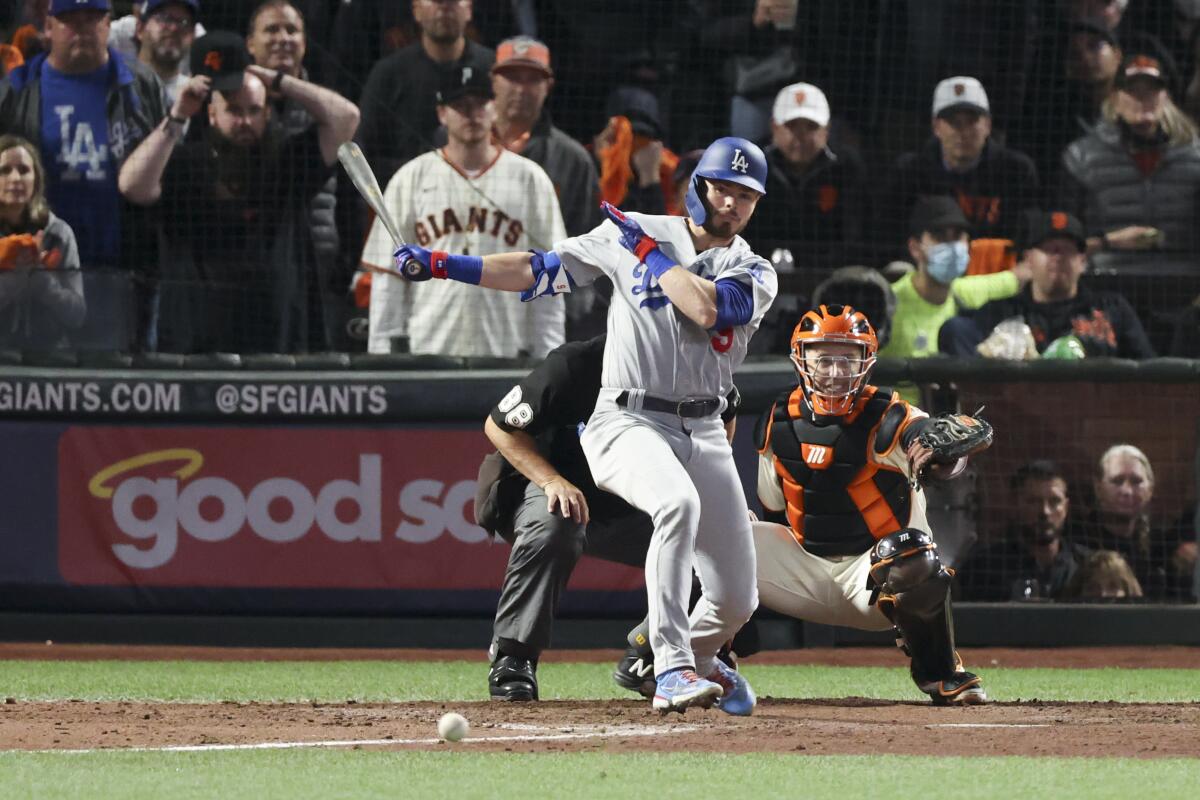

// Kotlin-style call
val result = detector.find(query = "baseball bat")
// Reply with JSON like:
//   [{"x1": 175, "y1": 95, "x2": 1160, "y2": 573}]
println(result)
[{"x1": 337, "y1": 142, "x2": 421, "y2": 279}]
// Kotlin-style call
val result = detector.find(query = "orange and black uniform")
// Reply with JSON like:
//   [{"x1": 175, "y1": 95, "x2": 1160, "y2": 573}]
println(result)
[{"x1": 757, "y1": 384, "x2": 932, "y2": 558}]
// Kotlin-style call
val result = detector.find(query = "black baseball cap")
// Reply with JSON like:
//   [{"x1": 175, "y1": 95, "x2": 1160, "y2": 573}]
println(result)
[
  {"x1": 436, "y1": 65, "x2": 494, "y2": 105},
  {"x1": 189, "y1": 31, "x2": 250, "y2": 94},
  {"x1": 1021, "y1": 210, "x2": 1087, "y2": 252},
  {"x1": 909, "y1": 195, "x2": 969, "y2": 237},
  {"x1": 1115, "y1": 53, "x2": 1169, "y2": 90},
  {"x1": 606, "y1": 86, "x2": 664, "y2": 139}
]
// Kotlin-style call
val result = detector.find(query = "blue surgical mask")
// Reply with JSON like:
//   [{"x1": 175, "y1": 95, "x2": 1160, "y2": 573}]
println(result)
[{"x1": 925, "y1": 240, "x2": 970, "y2": 285}]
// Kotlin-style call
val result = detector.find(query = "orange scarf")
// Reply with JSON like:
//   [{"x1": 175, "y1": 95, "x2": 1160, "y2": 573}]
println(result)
[
  {"x1": 0, "y1": 233, "x2": 61, "y2": 270},
  {"x1": 0, "y1": 43, "x2": 23, "y2": 75}
]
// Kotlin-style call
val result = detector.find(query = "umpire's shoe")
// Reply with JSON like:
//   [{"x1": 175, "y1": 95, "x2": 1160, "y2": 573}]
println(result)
[
  {"x1": 916, "y1": 671, "x2": 988, "y2": 706},
  {"x1": 706, "y1": 658, "x2": 756, "y2": 716},
  {"x1": 652, "y1": 668, "x2": 723, "y2": 714},
  {"x1": 489, "y1": 654, "x2": 538, "y2": 701},
  {"x1": 613, "y1": 647, "x2": 656, "y2": 698}
]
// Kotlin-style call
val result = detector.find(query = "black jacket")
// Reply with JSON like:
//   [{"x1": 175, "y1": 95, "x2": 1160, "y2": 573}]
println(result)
[
  {"x1": 881, "y1": 137, "x2": 1040, "y2": 249},
  {"x1": 741, "y1": 143, "x2": 866, "y2": 267},
  {"x1": 958, "y1": 532, "x2": 1087, "y2": 601},
  {"x1": 971, "y1": 285, "x2": 1155, "y2": 358}
]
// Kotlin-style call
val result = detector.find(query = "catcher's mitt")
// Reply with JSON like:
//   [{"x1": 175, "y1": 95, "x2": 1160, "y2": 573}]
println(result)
[{"x1": 918, "y1": 413, "x2": 994, "y2": 463}]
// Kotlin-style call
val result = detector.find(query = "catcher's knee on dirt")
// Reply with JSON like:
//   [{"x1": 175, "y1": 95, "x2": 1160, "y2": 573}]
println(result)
[{"x1": 868, "y1": 528, "x2": 958, "y2": 683}]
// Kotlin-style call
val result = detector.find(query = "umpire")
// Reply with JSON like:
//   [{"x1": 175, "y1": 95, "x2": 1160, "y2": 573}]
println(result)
[{"x1": 474, "y1": 335, "x2": 739, "y2": 701}]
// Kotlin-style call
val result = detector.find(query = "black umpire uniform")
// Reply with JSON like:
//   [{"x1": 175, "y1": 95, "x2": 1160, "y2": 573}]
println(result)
[{"x1": 474, "y1": 335, "x2": 739, "y2": 700}]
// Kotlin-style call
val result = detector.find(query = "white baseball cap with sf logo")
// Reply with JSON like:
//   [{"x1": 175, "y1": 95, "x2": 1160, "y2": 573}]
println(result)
[
  {"x1": 932, "y1": 76, "x2": 990, "y2": 118},
  {"x1": 772, "y1": 82, "x2": 830, "y2": 128}
]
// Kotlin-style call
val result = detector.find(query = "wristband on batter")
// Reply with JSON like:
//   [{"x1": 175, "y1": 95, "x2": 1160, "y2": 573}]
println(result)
[
  {"x1": 429, "y1": 251, "x2": 483, "y2": 284},
  {"x1": 634, "y1": 237, "x2": 677, "y2": 279}
]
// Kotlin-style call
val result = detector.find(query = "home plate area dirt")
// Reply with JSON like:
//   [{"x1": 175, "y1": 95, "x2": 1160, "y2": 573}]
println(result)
[{"x1": 0, "y1": 646, "x2": 1197, "y2": 758}]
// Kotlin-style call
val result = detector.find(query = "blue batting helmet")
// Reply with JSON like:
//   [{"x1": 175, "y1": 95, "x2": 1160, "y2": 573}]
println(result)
[{"x1": 684, "y1": 137, "x2": 768, "y2": 226}]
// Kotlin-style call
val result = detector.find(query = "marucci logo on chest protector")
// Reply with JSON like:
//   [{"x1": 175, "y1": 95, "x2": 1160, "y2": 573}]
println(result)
[{"x1": 801, "y1": 443, "x2": 833, "y2": 469}]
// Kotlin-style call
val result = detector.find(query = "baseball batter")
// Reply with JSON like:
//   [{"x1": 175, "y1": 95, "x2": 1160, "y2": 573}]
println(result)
[
  {"x1": 361, "y1": 65, "x2": 566, "y2": 358},
  {"x1": 391, "y1": 137, "x2": 777, "y2": 714}
]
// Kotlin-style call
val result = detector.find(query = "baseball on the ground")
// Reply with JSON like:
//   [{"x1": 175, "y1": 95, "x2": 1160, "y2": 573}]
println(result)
[{"x1": 437, "y1": 712, "x2": 469, "y2": 742}]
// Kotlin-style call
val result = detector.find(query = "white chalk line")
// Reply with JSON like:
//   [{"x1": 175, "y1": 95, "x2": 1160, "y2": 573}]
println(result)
[
  {"x1": 34, "y1": 723, "x2": 700, "y2": 755},
  {"x1": 926, "y1": 723, "x2": 1052, "y2": 729}
]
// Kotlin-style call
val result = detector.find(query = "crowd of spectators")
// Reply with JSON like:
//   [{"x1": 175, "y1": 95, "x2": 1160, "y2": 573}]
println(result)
[
  {"x1": 1, "y1": 0, "x2": 1199, "y2": 356},
  {"x1": 959, "y1": 445, "x2": 1197, "y2": 602},
  {"x1": 0, "y1": 1, "x2": 1195, "y2": 614},
  {"x1": 0, "y1": 0, "x2": 1196, "y2": 601}
]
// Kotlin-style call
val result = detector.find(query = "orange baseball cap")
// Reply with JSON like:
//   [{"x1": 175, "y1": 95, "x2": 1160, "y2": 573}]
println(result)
[{"x1": 492, "y1": 36, "x2": 553, "y2": 77}]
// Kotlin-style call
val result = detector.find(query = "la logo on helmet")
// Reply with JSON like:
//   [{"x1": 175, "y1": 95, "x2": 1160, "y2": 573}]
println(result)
[{"x1": 730, "y1": 149, "x2": 749, "y2": 174}]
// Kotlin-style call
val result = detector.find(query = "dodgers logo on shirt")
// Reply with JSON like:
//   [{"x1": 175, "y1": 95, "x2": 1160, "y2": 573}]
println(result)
[
  {"x1": 631, "y1": 262, "x2": 670, "y2": 310},
  {"x1": 54, "y1": 105, "x2": 108, "y2": 181}
]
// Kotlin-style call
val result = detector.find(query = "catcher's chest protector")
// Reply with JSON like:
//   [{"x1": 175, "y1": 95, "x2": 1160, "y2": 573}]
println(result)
[{"x1": 769, "y1": 386, "x2": 912, "y2": 557}]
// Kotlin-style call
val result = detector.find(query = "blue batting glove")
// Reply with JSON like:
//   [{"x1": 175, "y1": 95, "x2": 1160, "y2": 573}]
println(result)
[
  {"x1": 393, "y1": 244, "x2": 433, "y2": 281},
  {"x1": 600, "y1": 201, "x2": 677, "y2": 279}
]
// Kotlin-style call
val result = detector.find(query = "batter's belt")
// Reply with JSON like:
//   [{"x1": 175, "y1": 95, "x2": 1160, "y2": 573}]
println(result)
[{"x1": 616, "y1": 390, "x2": 721, "y2": 418}]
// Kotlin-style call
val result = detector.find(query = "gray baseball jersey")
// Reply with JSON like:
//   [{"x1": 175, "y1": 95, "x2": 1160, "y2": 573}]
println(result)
[
  {"x1": 556, "y1": 212, "x2": 777, "y2": 680},
  {"x1": 555, "y1": 214, "x2": 777, "y2": 400}
]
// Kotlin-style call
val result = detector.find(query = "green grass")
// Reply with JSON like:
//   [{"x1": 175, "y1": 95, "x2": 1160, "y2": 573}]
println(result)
[
  {"x1": 2, "y1": 660, "x2": 1198, "y2": 704},
  {"x1": 2, "y1": 752, "x2": 1198, "y2": 800},
  {"x1": 1, "y1": 659, "x2": 1196, "y2": 798}
]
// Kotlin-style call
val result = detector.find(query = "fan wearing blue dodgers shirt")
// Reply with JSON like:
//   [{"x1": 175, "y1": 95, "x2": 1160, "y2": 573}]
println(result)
[{"x1": 392, "y1": 137, "x2": 777, "y2": 715}]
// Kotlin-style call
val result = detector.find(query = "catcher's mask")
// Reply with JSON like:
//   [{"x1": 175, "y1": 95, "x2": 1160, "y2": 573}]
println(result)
[{"x1": 790, "y1": 304, "x2": 879, "y2": 418}]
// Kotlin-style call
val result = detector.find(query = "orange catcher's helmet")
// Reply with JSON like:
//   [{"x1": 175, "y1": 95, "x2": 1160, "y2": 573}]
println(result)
[{"x1": 790, "y1": 304, "x2": 879, "y2": 418}]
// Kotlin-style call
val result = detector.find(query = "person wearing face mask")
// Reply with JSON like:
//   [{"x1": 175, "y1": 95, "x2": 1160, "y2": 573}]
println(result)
[
  {"x1": 958, "y1": 460, "x2": 1088, "y2": 602},
  {"x1": 938, "y1": 210, "x2": 1154, "y2": 359},
  {"x1": 878, "y1": 197, "x2": 1025, "y2": 395}
]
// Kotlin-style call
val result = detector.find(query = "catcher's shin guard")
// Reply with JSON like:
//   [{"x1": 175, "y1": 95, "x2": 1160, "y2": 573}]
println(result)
[{"x1": 868, "y1": 529, "x2": 959, "y2": 690}]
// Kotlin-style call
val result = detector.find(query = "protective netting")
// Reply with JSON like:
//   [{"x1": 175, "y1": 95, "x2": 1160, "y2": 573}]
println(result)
[
  {"x1": 0, "y1": 0, "x2": 1197, "y2": 355},
  {"x1": 0, "y1": 2, "x2": 1196, "y2": 603},
  {"x1": 939, "y1": 380, "x2": 1198, "y2": 603}
]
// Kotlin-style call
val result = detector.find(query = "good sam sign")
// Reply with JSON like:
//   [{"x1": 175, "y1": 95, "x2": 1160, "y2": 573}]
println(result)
[{"x1": 57, "y1": 426, "x2": 644, "y2": 591}]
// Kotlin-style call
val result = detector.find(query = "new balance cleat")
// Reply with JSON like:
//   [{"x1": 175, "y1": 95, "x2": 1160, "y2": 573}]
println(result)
[
  {"x1": 917, "y1": 671, "x2": 988, "y2": 706},
  {"x1": 651, "y1": 668, "x2": 723, "y2": 714},
  {"x1": 613, "y1": 646, "x2": 656, "y2": 698},
  {"x1": 706, "y1": 658, "x2": 756, "y2": 716}
]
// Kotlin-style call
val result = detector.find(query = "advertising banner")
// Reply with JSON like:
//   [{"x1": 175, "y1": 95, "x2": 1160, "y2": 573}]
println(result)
[{"x1": 55, "y1": 426, "x2": 646, "y2": 593}]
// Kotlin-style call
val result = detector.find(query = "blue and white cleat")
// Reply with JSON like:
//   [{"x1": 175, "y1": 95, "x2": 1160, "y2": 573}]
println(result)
[
  {"x1": 652, "y1": 668, "x2": 723, "y2": 714},
  {"x1": 706, "y1": 658, "x2": 756, "y2": 716}
]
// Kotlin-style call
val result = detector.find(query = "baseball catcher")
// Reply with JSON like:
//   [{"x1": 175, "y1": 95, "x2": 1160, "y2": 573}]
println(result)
[{"x1": 617, "y1": 304, "x2": 992, "y2": 705}]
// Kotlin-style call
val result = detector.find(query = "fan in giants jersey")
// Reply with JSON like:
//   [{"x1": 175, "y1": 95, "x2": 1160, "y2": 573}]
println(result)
[
  {"x1": 390, "y1": 136, "x2": 778, "y2": 715},
  {"x1": 361, "y1": 65, "x2": 567, "y2": 358},
  {"x1": 755, "y1": 304, "x2": 989, "y2": 705}
]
